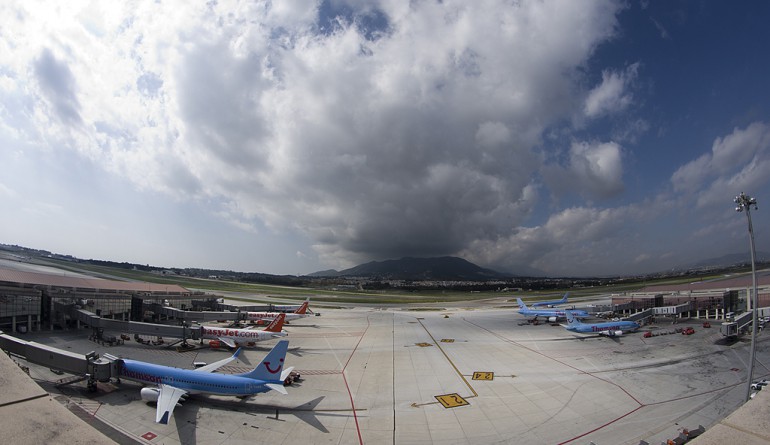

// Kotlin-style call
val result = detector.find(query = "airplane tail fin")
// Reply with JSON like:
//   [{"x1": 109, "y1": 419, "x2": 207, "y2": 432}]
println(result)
[
  {"x1": 237, "y1": 340, "x2": 289, "y2": 381},
  {"x1": 263, "y1": 313, "x2": 285, "y2": 333},
  {"x1": 560, "y1": 293, "x2": 569, "y2": 304},
  {"x1": 565, "y1": 310, "x2": 582, "y2": 327},
  {"x1": 294, "y1": 299, "x2": 310, "y2": 315},
  {"x1": 263, "y1": 365, "x2": 296, "y2": 394},
  {"x1": 516, "y1": 298, "x2": 527, "y2": 309}
]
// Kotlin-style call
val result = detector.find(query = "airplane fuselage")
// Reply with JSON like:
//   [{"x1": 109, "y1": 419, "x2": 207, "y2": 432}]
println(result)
[
  {"x1": 246, "y1": 311, "x2": 307, "y2": 322},
  {"x1": 518, "y1": 309, "x2": 589, "y2": 319},
  {"x1": 120, "y1": 359, "x2": 272, "y2": 396},
  {"x1": 200, "y1": 326, "x2": 286, "y2": 343},
  {"x1": 566, "y1": 323, "x2": 638, "y2": 334}
]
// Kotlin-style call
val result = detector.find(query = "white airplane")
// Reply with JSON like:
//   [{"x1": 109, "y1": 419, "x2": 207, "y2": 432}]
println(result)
[
  {"x1": 270, "y1": 303, "x2": 302, "y2": 312},
  {"x1": 116, "y1": 340, "x2": 293, "y2": 424},
  {"x1": 246, "y1": 299, "x2": 311, "y2": 324},
  {"x1": 202, "y1": 313, "x2": 287, "y2": 349}
]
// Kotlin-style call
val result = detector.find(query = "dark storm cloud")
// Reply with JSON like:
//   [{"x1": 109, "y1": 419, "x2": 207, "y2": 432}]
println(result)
[
  {"x1": 165, "y1": 1, "x2": 625, "y2": 270},
  {"x1": 34, "y1": 48, "x2": 82, "y2": 126},
  {"x1": 176, "y1": 40, "x2": 271, "y2": 171}
]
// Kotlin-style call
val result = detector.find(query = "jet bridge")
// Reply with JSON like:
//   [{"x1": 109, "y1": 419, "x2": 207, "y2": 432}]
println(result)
[
  {"x1": 625, "y1": 308, "x2": 653, "y2": 323},
  {"x1": 145, "y1": 303, "x2": 241, "y2": 323},
  {"x1": 70, "y1": 308, "x2": 202, "y2": 344},
  {"x1": 720, "y1": 311, "x2": 755, "y2": 338},
  {"x1": 0, "y1": 331, "x2": 114, "y2": 391}
]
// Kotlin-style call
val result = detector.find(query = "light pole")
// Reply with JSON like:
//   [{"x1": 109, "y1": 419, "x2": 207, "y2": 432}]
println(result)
[{"x1": 735, "y1": 192, "x2": 759, "y2": 402}]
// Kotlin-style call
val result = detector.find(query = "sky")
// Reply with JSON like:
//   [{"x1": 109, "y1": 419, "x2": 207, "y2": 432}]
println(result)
[{"x1": 1, "y1": 0, "x2": 770, "y2": 277}]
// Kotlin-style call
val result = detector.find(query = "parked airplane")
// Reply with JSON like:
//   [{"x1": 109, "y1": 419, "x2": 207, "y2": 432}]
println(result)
[
  {"x1": 516, "y1": 298, "x2": 589, "y2": 322},
  {"x1": 202, "y1": 313, "x2": 287, "y2": 349},
  {"x1": 246, "y1": 299, "x2": 311, "y2": 324},
  {"x1": 531, "y1": 292, "x2": 569, "y2": 308},
  {"x1": 270, "y1": 303, "x2": 302, "y2": 312},
  {"x1": 562, "y1": 310, "x2": 640, "y2": 337},
  {"x1": 116, "y1": 340, "x2": 293, "y2": 424}
]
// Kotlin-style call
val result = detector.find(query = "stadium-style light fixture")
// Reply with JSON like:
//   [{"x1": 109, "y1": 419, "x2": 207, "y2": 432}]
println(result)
[{"x1": 735, "y1": 192, "x2": 759, "y2": 402}]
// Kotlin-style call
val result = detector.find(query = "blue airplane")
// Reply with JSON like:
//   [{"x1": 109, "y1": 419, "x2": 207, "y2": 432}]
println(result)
[
  {"x1": 563, "y1": 310, "x2": 640, "y2": 337},
  {"x1": 516, "y1": 298, "x2": 589, "y2": 322},
  {"x1": 116, "y1": 339, "x2": 294, "y2": 424},
  {"x1": 531, "y1": 292, "x2": 569, "y2": 308}
]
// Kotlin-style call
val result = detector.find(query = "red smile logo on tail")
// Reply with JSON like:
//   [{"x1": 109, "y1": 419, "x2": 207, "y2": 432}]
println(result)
[{"x1": 264, "y1": 358, "x2": 284, "y2": 374}]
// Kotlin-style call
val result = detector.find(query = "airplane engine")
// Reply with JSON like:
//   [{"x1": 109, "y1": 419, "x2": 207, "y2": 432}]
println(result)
[
  {"x1": 612, "y1": 330, "x2": 623, "y2": 337},
  {"x1": 140, "y1": 387, "x2": 160, "y2": 402},
  {"x1": 548, "y1": 316, "x2": 557, "y2": 323},
  {"x1": 208, "y1": 340, "x2": 222, "y2": 348}
]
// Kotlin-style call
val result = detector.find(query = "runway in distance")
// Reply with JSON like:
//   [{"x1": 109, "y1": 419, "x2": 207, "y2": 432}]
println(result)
[
  {"x1": 202, "y1": 313, "x2": 287, "y2": 349},
  {"x1": 516, "y1": 298, "x2": 589, "y2": 322},
  {"x1": 246, "y1": 299, "x2": 311, "y2": 324},
  {"x1": 115, "y1": 340, "x2": 294, "y2": 424},
  {"x1": 563, "y1": 310, "x2": 640, "y2": 337},
  {"x1": 531, "y1": 292, "x2": 569, "y2": 308}
]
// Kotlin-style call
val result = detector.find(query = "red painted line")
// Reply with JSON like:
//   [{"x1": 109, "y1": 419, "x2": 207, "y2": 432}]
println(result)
[
  {"x1": 558, "y1": 405, "x2": 644, "y2": 445},
  {"x1": 463, "y1": 317, "x2": 649, "y2": 442},
  {"x1": 340, "y1": 315, "x2": 371, "y2": 445},
  {"x1": 343, "y1": 316, "x2": 371, "y2": 371},
  {"x1": 92, "y1": 401, "x2": 102, "y2": 417},
  {"x1": 342, "y1": 370, "x2": 364, "y2": 445}
]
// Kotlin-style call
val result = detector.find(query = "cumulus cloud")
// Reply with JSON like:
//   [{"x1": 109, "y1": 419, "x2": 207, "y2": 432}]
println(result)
[
  {"x1": 583, "y1": 63, "x2": 639, "y2": 119},
  {"x1": 671, "y1": 122, "x2": 770, "y2": 208},
  {"x1": 542, "y1": 140, "x2": 625, "y2": 201},
  {"x1": 21, "y1": 1, "x2": 745, "y2": 275},
  {"x1": 2, "y1": 1, "x2": 626, "y2": 269},
  {"x1": 462, "y1": 204, "x2": 646, "y2": 276},
  {"x1": 33, "y1": 48, "x2": 82, "y2": 126}
]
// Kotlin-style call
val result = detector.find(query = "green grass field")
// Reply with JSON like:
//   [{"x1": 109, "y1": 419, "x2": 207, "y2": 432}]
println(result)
[{"x1": 33, "y1": 257, "x2": 740, "y2": 305}]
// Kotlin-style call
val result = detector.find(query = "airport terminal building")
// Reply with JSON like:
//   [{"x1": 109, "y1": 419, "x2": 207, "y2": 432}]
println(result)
[
  {"x1": 0, "y1": 268, "x2": 197, "y2": 334},
  {"x1": 613, "y1": 273, "x2": 770, "y2": 319}
]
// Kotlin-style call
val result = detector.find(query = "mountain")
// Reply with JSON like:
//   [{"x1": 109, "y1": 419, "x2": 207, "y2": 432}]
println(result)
[
  {"x1": 687, "y1": 252, "x2": 770, "y2": 270},
  {"x1": 310, "y1": 256, "x2": 511, "y2": 281}
]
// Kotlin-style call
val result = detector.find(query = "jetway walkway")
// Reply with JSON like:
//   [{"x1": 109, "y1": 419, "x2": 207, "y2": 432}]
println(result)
[
  {"x1": 70, "y1": 308, "x2": 202, "y2": 346},
  {"x1": 623, "y1": 304, "x2": 693, "y2": 323},
  {"x1": 145, "y1": 303, "x2": 240, "y2": 323},
  {"x1": 0, "y1": 331, "x2": 114, "y2": 391},
  {"x1": 720, "y1": 311, "x2": 755, "y2": 338},
  {"x1": 626, "y1": 308, "x2": 653, "y2": 323},
  {"x1": 149, "y1": 301, "x2": 301, "y2": 322},
  {"x1": 734, "y1": 311, "x2": 754, "y2": 331}
]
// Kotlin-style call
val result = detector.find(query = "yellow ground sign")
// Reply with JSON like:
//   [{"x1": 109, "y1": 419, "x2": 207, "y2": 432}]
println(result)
[
  {"x1": 440, "y1": 338, "x2": 454, "y2": 343},
  {"x1": 435, "y1": 393, "x2": 469, "y2": 408},
  {"x1": 472, "y1": 372, "x2": 494, "y2": 381}
]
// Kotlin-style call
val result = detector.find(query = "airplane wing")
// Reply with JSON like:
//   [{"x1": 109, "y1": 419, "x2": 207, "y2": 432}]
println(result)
[
  {"x1": 217, "y1": 337, "x2": 237, "y2": 349},
  {"x1": 156, "y1": 384, "x2": 188, "y2": 424},
  {"x1": 194, "y1": 348, "x2": 242, "y2": 373},
  {"x1": 265, "y1": 383, "x2": 288, "y2": 394}
]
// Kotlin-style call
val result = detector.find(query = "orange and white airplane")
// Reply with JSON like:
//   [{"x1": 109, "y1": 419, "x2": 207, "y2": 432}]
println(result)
[
  {"x1": 202, "y1": 313, "x2": 287, "y2": 349},
  {"x1": 246, "y1": 299, "x2": 311, "y2": 324}
]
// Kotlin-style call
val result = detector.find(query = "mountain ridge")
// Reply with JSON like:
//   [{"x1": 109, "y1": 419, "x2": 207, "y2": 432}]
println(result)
[{"x1": 309, "y1": 256, "x2": 512, "y2": 281}]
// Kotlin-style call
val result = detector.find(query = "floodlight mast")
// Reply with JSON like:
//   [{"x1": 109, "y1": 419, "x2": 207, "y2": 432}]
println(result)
[{"x1": 735, "y1": 192, "x2": 758, "y2": 402}]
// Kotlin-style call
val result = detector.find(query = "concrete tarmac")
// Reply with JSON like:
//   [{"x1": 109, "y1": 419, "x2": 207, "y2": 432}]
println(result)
[{"x1": 12, "y1": 304, "x2": 769, "y2": 444}]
